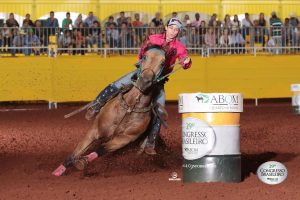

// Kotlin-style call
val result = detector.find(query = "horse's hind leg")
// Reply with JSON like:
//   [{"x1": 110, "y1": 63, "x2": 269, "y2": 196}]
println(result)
[{"x1": 52, "y1": 123, "x2": 100, "y2": 176}]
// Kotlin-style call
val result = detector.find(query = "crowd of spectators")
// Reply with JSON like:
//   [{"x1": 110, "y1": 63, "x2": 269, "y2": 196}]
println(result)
[{"x1": 0, "y1": 10, "x2": 300, "y2": 56}]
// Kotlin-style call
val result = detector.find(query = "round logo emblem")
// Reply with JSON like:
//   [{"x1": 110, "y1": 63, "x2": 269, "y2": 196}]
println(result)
[{"x1": 257, "y1": 161, "x2": 288, "y2": 185}]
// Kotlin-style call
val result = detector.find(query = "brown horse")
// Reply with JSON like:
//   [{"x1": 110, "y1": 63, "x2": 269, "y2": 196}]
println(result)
[{"x1": 52, "y1": 46, "x2": 166, "y2": 176}]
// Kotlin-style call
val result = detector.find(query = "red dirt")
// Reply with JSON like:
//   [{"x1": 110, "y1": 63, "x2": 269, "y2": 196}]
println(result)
[{"x1": 0, "y1": 102, "x2": 299, "y2": 200}]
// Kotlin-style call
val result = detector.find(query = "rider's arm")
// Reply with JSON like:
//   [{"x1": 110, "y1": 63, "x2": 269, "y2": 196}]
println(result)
[{"x1": 178, "y1": 45, "x2": 192, "y2": 69}]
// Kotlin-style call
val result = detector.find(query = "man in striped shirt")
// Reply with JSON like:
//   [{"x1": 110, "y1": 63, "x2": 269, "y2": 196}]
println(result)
[{"x1": 269, "y1": 11, "x2": 283, "y2": 54}]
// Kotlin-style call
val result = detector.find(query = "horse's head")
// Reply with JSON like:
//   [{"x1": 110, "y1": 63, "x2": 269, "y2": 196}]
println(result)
[{"x1": 136, "y1": 45, "x2": 165, "y2": 94}]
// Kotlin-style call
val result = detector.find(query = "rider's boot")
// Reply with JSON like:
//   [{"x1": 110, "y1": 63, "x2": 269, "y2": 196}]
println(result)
[
  {"x1": 85, "y1": 84, "x2": 120, "y2": 120},
  {"x1": 144, "y1": 117, "x2": 161, "y2": 155}
]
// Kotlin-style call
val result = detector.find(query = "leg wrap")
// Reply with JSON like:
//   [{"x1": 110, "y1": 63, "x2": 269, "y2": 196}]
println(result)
[{"x1": 146, "y1": 117, "x2": 161, "y2": 148}]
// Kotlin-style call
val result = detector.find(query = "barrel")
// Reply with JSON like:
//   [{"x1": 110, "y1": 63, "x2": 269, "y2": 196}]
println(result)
[
  {"x1": 179, "y1": 93, "x2": 243, "y2": 183},
  {"x1": 291, "y1": 84, "x2": 300, "y2": 115}
]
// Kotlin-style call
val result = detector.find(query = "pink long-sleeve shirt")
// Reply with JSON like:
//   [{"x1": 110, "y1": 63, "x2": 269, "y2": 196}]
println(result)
[{"x1": 138, "y1": 33, "x2": 192, "y2": 75}]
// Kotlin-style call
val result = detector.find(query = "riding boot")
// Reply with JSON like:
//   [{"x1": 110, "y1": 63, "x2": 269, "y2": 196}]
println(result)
[
  {"x1": 85, "y1": 84, "x2": 120, "y2": 120},
  {"x1": 144, "y1": 117, "x2": 161, "y2": 155}
]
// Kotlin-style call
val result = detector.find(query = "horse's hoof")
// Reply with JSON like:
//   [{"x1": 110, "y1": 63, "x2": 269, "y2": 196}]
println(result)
[
  {"x1": 52, "y1": 164, "x2": 66, "y2": 176},
  {"x1": 74, "y1": 158, "x2": 88, "y2": 171},
  {"x1": 144, "y1": 147, "x2": 157, "y2": 155}
]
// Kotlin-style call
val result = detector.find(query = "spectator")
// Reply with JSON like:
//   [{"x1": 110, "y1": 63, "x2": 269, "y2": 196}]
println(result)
[
  {"x1": 198, "y1": 20, "x2": 206, "y2": 46},
  {"x1": 241, "y1": 13, "x2": 253, "y2": 38},
  {"x1": 188, "y1": 27, "x2": 199, "y2": 52},
  {"x1": 296, "y1": 24, "x2": 300, "y2": 49},
  {"x1": 230, "y1": 28, "x2": 245, "y2": 54},
  {"x1": 59, "y1": 29, "x2": 72, "y2": 54},
  {"x1": 219, "y1": 28, "x2": 232, "y2": 54},
  {"x1": 182, "y1": 14, "x2": 191, "y2": 27},
  {"x1": 269, "y1": 11, "x2": 282, "y2": 53},
  {"x1": 119, "y1": 22, "x2": 133, "y2": 54},
  {"x1": 71, "y1": 28, "x2": 77, "y2": 54},
  {"x1": 78, "y1": 21, "x2": 88, "y2": 38},
  {"x1": 45, "y1": 11, "x2": 59, "y2": 36},
  {"x1": 6, "y1": 13, "x2": 19, "y2": 27},
  {"x1": 117, "y1": 11, "x2": 128, "y2": 27},
  {"x1": 74, "y1": 14, "x2": 83, "y2": 28},
  {"x1": 172, "y1": 12, "x2": 178, "y2": 18},
  {"x1": 232, "y1": 15, "x2": 240, "y2": 31},
  {"x1": 205, "y1": 26, "x2": 217, "y2": 51},
  {"x1": 223, "y1": 14, "x2": 232, "y2": 30},
  {"x1": 24, "y1": 28, "x2": 41, "y2": 55},
  {"x1": 179, "y1": 29, "x2": 188, "y2": 47},
  {"x1": 84, "y1": 11, "x2": 99, "y2": 28},
  {"x1": 22, "y1": 13, "x2": 34, "y2": 27},
  {"x1": 258, "y1": 12, "x2": 267, "y2": 46},
  {"x1": 126, "y1": 17, "x2": 135, "y2": 44},
  {"x1": 1, "y1": 23, "x2": 12, "y2": 52},
  {"x1": 254, "y1": 19, "x2": 265, "y2": 45},
  {"x1": 12, "y1": 29, "x2": 24, "y2": 55},
  {"x1": 127, "y1": 17, "x2": 133, "y2": 28},
  {"x1": 88, "y1": 21, "x2": 102, "y2": 49},
  {"x1": 21, "y1": 21, "x2": 31, "y2": 33},
  {"x1": 151, "y1": 12, "x2": 163, "y2": 27},
  {"x1": 132, "y1": 13, "x2": 144, "y2": 46},
  {"x1": 208, "y1": 13, "x2": 217, "y2": 27},
  {"x1": 62, "y1": 12, "x2": 73, "y2": 31},
  {"x1": 289, "y1": 12, "x2": 299, "y2": 28},
  {"x1": 192, "y1": 13, "x2": 201, "y2": 28},
  {"x1": 146, "y1": 21, "x2": 157, "y2": 37},
  {"x1": 106, "y1": 23, "x2": 119, "y2": 48},
  {"x1": 282, "y1": 18, "x2": 292, "y2": 47},
  {"x1": 258, "y1": 13, "x2": 266, "y2": 27},
  {"x1": 34, "y1": 20, "x2": 45, "y2": 47},
  {"x1": 132, "y1": 13, "x2": 143, "y2": 27},
  {"x1": 75, "y1": 30, "x2": 86, "y2": 55},
  {"x1": 105, "y1": 16, "x2": 117, "y2": 29},
  {"x1": 289, "y1": 12, "x2": 299, "y2": 47},
  {"x1": 0, "y1": 28, "x2": 2, "y2": 51}
]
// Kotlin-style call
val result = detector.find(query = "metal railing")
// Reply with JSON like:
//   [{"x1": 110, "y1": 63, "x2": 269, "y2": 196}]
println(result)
[{"x1": 1, "y1": 26, "x2": 300, "y2": 57}]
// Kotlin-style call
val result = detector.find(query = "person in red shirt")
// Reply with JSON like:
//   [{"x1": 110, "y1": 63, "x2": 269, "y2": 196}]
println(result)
[{"x1": 86, "y1": 18, "x2": 192, "y2": 154}]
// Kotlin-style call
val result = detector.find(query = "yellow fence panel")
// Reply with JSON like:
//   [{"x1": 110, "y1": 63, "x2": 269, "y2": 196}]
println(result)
[
  {"x1": 0, "y1": 57, "x2": 52, "y2": 101},
  {"x1": 1, "y1": 55, "x2": 300, "y2": 102}
]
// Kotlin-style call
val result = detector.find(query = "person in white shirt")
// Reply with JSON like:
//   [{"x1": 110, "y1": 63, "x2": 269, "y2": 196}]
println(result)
[
  {"x1": 230, "y1": 28, "x2": 245, "y2": 54},
  {"x1": 192, "y1": 13, "x2": 201, "y2": 28},
  {"x1": 241, "y1": 13, "x2": 253, "y2": 38}
]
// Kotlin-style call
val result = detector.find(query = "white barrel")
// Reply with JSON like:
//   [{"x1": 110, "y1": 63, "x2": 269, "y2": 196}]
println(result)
[
  {"x1": 291, "y1": 84, "x2": 300, "y2": 115},
  {"x1": 179, "y1": 93, "x2": 243, "y2": 183}
]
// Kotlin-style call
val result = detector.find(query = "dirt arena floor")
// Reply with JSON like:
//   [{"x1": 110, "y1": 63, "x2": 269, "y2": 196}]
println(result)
[{"x1": 0, "y1": 101, "x2": 299, "y2": 200}]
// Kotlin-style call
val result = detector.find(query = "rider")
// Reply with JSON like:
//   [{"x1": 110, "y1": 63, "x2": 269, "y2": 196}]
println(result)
[{"x1": 85, "y1": 17, "x2": 192, "y2": 155}]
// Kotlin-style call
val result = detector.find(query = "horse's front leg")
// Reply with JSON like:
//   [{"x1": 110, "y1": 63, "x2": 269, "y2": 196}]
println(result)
[{"x1": 52, "y1": 122, "x2": 101, "y2": 176}]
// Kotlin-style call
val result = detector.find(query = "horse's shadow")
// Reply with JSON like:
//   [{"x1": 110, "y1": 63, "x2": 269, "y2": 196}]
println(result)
[{"x1": 241, "y1": 152, "x2": 298, "y2": 180}]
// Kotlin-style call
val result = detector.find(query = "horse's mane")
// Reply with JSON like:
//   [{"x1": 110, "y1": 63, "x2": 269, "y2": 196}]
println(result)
[{"x1": 144, "y1": 45, "x2": 166, "y2": 55}]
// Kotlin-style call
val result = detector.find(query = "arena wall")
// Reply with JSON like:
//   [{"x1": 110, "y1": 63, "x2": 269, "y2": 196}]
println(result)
[{"x1": 1, "y1": 55, "x2": 299, "y2": 102}]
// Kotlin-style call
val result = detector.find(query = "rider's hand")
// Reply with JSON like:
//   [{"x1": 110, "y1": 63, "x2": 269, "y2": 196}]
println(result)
[{"x1": 183, "y1": 57, "x2": 191, "y2": 69}]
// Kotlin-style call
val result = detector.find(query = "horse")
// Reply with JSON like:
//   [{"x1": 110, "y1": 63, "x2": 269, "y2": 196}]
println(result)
[{"x1": 52, "y1": 45, "x2": 166, "y2": 176}]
